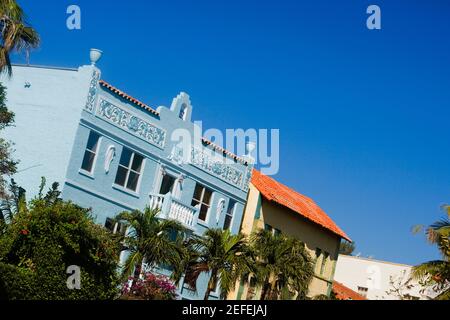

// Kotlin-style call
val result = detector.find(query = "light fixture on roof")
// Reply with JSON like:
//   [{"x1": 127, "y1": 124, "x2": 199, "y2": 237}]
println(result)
[{"x1": 90, "y1": 48, "x2": 103, "y2": 65}]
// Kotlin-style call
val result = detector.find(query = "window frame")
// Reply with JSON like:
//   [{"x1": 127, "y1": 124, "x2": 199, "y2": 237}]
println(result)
[
  {"x1": 191, "y1": 184, "x2": 213, "y2": 222},
  {"x1": 80, "y1": 131, "x2": 101, "y2": 174},
  {"x1": 223, "y1": 199, "x2": 236, "y2": 230},
  {"x1": 114, "y1": 148, "x2": 145, "y2": 193},
  {"x1": 159, "y1": 173, "x2": 177, "y2": 195},
  {"x1": 105, "y1": 217, "x2": 127, "y2": 236}
]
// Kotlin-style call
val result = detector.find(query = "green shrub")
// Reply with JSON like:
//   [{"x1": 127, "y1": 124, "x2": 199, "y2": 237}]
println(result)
[{"x1": 0, "y1": 182, "x2": 121, "y2": 300}]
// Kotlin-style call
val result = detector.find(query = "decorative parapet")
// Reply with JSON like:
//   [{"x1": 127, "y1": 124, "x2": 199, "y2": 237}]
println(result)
[
  {"x1": 96, "y1": 98, "x2": 166, "y2": 149},
  {"x1": 190, "y1": 146, "x2": 252, "y2": 191},
  {"x1": 84, "y1": 69, "x2": 100, "y2": 113}
]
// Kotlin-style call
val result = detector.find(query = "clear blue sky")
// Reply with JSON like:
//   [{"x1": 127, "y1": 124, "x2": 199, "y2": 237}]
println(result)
[{"x1": 14, "y1": 0, "x2": 450, "y2": 265}]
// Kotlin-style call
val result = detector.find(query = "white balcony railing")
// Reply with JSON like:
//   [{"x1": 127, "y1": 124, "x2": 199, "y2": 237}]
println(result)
[{"x1": 149, "y1": 193, "x2": 199, "y2": 230}]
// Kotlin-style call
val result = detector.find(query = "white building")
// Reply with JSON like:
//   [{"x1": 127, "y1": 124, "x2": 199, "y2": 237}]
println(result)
[
  {"x1": 1, "y1": 63, "x2": 96, "y2": 197},
  {"x1": 334, "y1": 254, "x2": 437, "y2": 300}
]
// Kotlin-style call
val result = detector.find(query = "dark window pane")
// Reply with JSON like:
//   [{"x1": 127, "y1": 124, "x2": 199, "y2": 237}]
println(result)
[
  {"x1": 160, "y1": 175, "x2": 176, "y2": 195},
  {"x1": 104, "y1": 218, "x2": 114, "y2": 232},
  {"x1": 86, "y1": 132, "x2": 100, "y2": 151},
  {"x1": 126, "y1": 171, "x2": 140, "y2": 191},
  {"x1": 223, "y1": 215, "x2": 232, "y2": 230},
  {"x1": 274, "y1": 228, "x2": 281, "y2": 236},
  {"x1": 191, "y1": 198, "x2": 200, "y2": 208},
  {"x1": 119, "y1": 148, "x2": 132, "y2": 166},
  {"x1": 117, "y1": 222, "x2": 127, "y2": 236},
  {"x1": 131, "y1": 153, "x2": 144, "y2": 172},
  {"x1": 115, "y1": 166, "x2": 128, "y2": 186},
  {"x1": 264, "y1": 224, "x2": 273, "y2": 233},
  {"x1": 227, "y1": 200, "x2": 236, "y2": 215},
  {"x1": 81, "y1": 151, "x2": 95, "y2": 172},
  {"x1": 193, "y1": 184, "x2": 203, "y2": 201},
  {"x1": 203, "y1": 188, "x2": 213, "y2": 205},
  {"x1": 198, "y1": 204, "x2": 209, "y2": 221}
]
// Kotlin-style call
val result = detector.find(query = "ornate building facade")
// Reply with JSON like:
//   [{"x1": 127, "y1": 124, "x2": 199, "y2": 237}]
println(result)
[{"x1": 2, "y1": 50, "x2": 253, "y2": 300}]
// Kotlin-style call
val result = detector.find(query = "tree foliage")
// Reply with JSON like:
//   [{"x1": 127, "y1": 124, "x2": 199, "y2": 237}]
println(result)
[
  {"x1": 183, "y1": 228, "x2": 253, "y2": 300},
  {"x1": 412, "y1": 205, "x2": 450, "y2": 300},
  {"x1": 339, "y1": 240, "x2": 355, "y2": 256},
  {"x1": 0, "y1": 0, "x2": 40, "y2": 75},
  {"x1": 0, "y1": 180, "x2": 121, "y2": 300},
  {"x1": 250, "y1": 230, "x2": 315, "y2": 300},
  {"x1": 114, "y1": 207, "x2": 187, "y2": 282},
  {"x1": 0, "y1": 82, "x2": 16, "y2": 199}
]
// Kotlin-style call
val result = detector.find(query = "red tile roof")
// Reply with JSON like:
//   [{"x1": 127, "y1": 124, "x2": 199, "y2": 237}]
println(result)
[
  {"x1": 332, "y1": 281, "x2": 366, "y2": 300},
  {"x1": 99, "y1": 80, "x2": 160, "y2": 116},
  {"x1": 201, "y1": 138, "x2": 248, "y2": 164},
  {"x1": 251, "y1": 169, "x2": 351, "y2": 241}
]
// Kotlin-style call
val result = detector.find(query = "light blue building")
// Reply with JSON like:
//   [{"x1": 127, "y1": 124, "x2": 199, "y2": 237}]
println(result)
[{"x1": 2, "y1": 49, "x2": 253, "y2": 299}]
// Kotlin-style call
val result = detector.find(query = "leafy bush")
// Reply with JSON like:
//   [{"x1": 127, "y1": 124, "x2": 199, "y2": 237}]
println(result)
[
  {"x1": 121, "y1": 273, "x2": 178, "y2": 300},
  {"x1": 0, "y1": 181, "x2": 121, "y2": 300}
]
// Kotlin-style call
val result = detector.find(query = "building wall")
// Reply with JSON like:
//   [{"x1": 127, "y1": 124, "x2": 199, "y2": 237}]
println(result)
[
  {"x1": 1, "y1": 65, "x2": 94, "y2": 197},
  {"x1": 334, "y1": 255, "x2": 435, "y2": 300},
  {"x1": 61, "y1": 64, "x2": 252, "y2": 300},
  {"x1": 2, "y1": 60, "x2": 253, "y2": 300},
  {"x1": 229, "y1": 183, "x2": 341, "y2": 299}
]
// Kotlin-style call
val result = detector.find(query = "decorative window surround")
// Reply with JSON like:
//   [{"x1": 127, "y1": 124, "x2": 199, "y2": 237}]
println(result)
[{"x1": 96, "y1": 98, "x2": 166, "y2": 149}]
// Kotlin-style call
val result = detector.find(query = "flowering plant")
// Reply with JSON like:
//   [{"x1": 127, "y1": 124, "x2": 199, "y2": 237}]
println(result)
[{"x1": 121, "y1": 272, "x2": 178, "y2": 300}]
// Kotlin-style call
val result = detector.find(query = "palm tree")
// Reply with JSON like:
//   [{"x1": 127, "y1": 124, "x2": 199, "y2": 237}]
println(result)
[
  {"x1": 339, "y1": 240, "x2": 356, "y2": 256},
  {"x1": 0, "y1": 0, "x2": 39, "y2": 75},
  {"x1": 412, "y1": 205, "x2": 450, "y2": 300},
  {"x1": 114, "y1": 207, "x2": 187, "y2": 281},
  {"x1": 183, "y1": 228, "x2": 253, "y2": 300},
  {"x1": 251, "y1": 229, "x2": 314, "y2": 300}
]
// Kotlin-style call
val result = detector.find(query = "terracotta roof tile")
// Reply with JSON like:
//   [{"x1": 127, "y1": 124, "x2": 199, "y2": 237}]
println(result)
[
  {"x1": 201, "y1": 138, "x2": 248, "y2": 164},
  {"x1": 251, "y1": 169, "x2": 351, "y2": 241},
  {"x1": 332, "y1": 281, "x2": 366, "y2": 300},
  {"x1": 99, "y1": 80, "x2": 160, "y2": 116}
]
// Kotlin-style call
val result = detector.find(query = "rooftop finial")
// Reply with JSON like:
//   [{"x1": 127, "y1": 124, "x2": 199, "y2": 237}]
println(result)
[
  {"x1": 244, "y1": 141, "x2": 256, "y2": 163},
  {"x1": 90, "y1": 48, "x2": 103, "y2": 65}
]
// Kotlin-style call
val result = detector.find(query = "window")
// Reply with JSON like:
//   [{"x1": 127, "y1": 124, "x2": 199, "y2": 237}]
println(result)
[
  {"x1": 357, "y1": 286, "x2": 368, "y2": 297},
  {"x1": 105, "y1": 217, "x2": 127, "y2": 236},
  {"x1": 223, "y1": 199, "x2": 236, "y2": 230},
  {"x1": 264, "y1": 224, "x2": 281, "y2": 236},
  {"x1": 320, "y1": 252, "x2": 329, "y2": 276},
  {"x1": 114, "y1": 148, "x2": 144, "y2": 192},
  {"x1": 159, "y1": 174, "x2": 176, "y2": 195},
  {"x1": 81, "y1": 131, "x2": 100, "y2": 173},
  {"x1": 179, "y1": 103, "x2": 187, "y2": 120},
  {"x1": 191, "y1": 184, "x2": 213, "y2": 221}
]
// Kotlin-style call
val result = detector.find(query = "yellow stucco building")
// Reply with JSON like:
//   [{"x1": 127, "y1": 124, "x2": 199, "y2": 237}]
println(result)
[{"x1": 229, "y1": 170, "x2": 351, "y2": 299}]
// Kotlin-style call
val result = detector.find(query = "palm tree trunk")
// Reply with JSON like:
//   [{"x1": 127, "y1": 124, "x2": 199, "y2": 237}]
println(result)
[
  {"x1": 133, "y1": 258, "x2": 144, "y2": 283},
  {"x1": 204, "y1": 287, "x2": 212, "y2": 300},
  {"x1": 204, "y1": 272, "x2": 216, "y2": 300},
  {"x1": 260, "y1": 282, "x2": 270, "y2": 300}
]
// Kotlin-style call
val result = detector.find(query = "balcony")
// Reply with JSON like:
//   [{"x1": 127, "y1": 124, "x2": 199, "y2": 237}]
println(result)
[{"x1": 149, "y1": 193, "x2": 199, "y2": 230}]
